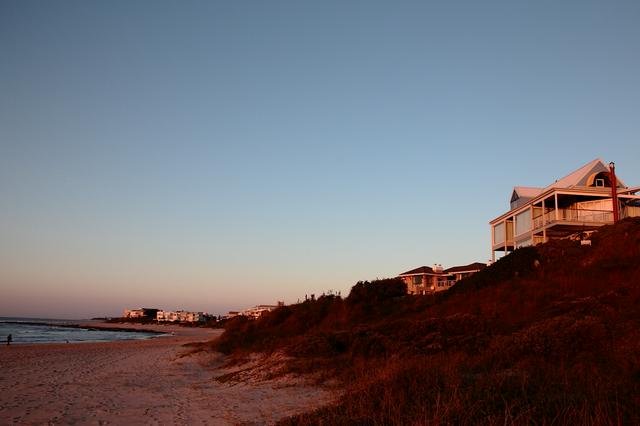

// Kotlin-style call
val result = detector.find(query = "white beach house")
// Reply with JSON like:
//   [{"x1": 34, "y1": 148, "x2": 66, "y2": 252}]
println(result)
[{"x1": 490, "y1": 159, "x2": 640, "y2": 261}]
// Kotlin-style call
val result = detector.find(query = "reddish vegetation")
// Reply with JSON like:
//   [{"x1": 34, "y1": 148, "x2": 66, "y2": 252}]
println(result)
[{"x1": 213, "y1": 218, "x2": 640, "y2": 425}]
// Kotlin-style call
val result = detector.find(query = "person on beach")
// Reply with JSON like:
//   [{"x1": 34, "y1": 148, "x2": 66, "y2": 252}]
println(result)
[{"x1": 7, "y1": 334, "x2": 12, "y2": 345}]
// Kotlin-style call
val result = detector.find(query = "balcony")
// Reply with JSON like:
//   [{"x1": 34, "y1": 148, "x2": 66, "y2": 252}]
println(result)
[{"x1": 533, "y1": 208, "x2": 613, "y2": 230}]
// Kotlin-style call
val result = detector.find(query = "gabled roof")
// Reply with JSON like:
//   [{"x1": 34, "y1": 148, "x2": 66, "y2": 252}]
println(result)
[
  {"x1": 492, "y1": 158, "x2": 634, "y2": 225},
  {"x1": 508, "y1": 159, "x2": 628, "y2": 210},
  {"x1": 511, "y1": 186, "x2": 544, "y2": 209},
  {"x1": 444, "y1": 262, "x2": 487, "y2": 274},
  {"x1": 400, "y1": 262, "x2": 487, "y2": 276},
  {"x1": 512, "y1": 186, "x2": 543, "y2": 200},
  {"x1": 545, "y1": 158, "x2": 626, "y2": 190},
  {"x1": 399, "y1": 266, "x2": 435, "y2": 276}
]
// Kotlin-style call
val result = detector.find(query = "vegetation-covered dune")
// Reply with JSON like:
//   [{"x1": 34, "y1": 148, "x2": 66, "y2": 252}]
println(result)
[{"x1": 213, "y1": 218, "x2": 640, "y2": 425}]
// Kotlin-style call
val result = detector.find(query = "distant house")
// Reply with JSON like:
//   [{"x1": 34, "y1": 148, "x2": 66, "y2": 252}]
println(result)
[
  {"x1": 398, "y1": 262, "x2": 486, "y2": 295},
  {"x1": 227, "y1": 301, "x2": 285, "y2": 320},
  {"x1": 123, "y1": 308, "x2": 159, "y2": 319},
  {"x1": 124, "y1": 309, "x2": 145, "y2": 318},
  {"x1": 241, "y1": 304, "x2": 280, "y2": 319},
  {"x1": 490, "y1": 159, "x2": 640, "y2": 261},
  {"x1": 156, "y1": 310, "x2": 205, "y2": 323},
  {"x1": 183, "y1": 311, "x2": 205, "y2": 322}
]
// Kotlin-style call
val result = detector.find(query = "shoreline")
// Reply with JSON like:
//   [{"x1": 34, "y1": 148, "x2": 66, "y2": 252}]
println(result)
[
  {"x1": 0, "y1": 323, "x2": 332, "y2": 424},
  {"x1": 1, "y1": 320, "x2": 169, "y2": 335}
]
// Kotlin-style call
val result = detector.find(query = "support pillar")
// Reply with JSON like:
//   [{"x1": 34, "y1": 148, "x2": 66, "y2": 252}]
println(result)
[
  {"x1": 542, "y1": 198, "x2": 547, "y2": 243},
  {"x1": 491, "y1": 223, "x2": 495, "y2": 262},
  {"x1": 609, "y1": 162, "x2": 619, "y2": 222}
]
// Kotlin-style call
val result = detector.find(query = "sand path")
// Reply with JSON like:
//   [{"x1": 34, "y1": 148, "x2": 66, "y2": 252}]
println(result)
[{"x1": 0, "y1": 324, "x2": 331, "y2": 425}]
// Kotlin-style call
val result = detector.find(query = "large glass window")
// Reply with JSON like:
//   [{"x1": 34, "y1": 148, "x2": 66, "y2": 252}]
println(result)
[
  {"x1": 493, "y1": 222, "x2": 505, "y2": 244},
  {"x1": 412, "y1": 276, "x2": 422, "y2": 285},
  {"x1": 515, "y1": 209, "x2": 532, "y2": 236}
]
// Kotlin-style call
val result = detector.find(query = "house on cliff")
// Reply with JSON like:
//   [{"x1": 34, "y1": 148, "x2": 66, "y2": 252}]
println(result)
[
  {"x1": 398, "y1": 262, "x2": 486, "y2": 295},
  {"x1": 490, "y1": 158, "x2": 640, "y2": 261}
]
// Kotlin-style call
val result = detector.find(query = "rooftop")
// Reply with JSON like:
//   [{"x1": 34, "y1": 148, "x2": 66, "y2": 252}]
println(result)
[{"x1": 400, "y1": 262, "x2": 486, "y2": 276}]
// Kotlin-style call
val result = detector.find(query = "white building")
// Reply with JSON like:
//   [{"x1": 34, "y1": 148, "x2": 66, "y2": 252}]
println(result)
[
  {"x1": 124, "y1": 309, "x2": 145, "y2": 318},
  {"x1": 490, "y1": 159, "x2": 640, "y2": 261},
  {"x1": 156, "y1": 310, "x2": 205, "y2": 323},
  {"x1": 239, "y1": 302, "x2": 285, "y2": 319}
]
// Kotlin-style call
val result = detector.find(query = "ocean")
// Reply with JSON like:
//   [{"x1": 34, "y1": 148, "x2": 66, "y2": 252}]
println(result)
[{"x1": 0, "y1": 317, "x2": 162, "y2": 344}]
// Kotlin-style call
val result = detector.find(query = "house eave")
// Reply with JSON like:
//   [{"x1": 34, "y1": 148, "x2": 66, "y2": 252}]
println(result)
[
  {"x1": 444, "y1": 269, "x2": 484, "y2": 274},
  {"x1": 399, "y1": 272, "x2": 439, "y2": 277}
]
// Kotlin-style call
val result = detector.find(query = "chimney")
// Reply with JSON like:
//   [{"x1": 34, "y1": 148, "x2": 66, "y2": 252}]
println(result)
[{"x1": 609, "y1": 162, "x2": 619, "y2": 222}]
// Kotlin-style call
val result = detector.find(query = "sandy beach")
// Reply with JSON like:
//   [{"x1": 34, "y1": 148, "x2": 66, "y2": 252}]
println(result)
[{"x1": 0, "y1": 323, "x2": 332, "y2": 425}]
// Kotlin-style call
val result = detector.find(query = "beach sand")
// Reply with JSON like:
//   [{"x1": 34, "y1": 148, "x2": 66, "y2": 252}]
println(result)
[{"x1": 0, "y1": 323, "x2": 332, "y2": 425}]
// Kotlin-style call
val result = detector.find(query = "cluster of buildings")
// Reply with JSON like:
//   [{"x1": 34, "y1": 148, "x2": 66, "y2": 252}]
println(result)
[
  {"x1": 156, "y1": 310, "x2": 206, "y2": 323},
  {"x1": 398, "y1": 158, "x2": 639, "y2": 294},
  {"x1": 123, "y1": 303, "x2": 285, "y2": 323},
  {"x1": 123, "y1": 308, "x2": 208, "y2": 323}
]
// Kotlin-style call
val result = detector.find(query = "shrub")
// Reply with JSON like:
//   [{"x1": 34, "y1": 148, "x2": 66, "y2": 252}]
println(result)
[{"x1": 346, "y1": 278, "x2": 407, "y2": 304}]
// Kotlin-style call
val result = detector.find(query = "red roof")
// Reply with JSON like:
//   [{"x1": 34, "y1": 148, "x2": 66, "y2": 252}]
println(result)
[
  {"x1": 399, "y1": 266, "x2": 435, "y2": 276},
  {"x1": 400, "y1": 262, "x2": 486, "y2": 276},
  {"x1": 444, "y1": 262, "x2": 487, "y2": 273}
]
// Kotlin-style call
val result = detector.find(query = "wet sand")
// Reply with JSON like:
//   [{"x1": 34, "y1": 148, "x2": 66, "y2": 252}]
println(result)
[{"x1": 0, "y1": 323, "x2": 331, "y2": 425}]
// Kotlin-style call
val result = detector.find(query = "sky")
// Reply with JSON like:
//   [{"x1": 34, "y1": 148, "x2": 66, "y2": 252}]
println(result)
[{"x1": 1, "y1": 1, "x2": 639, "y2": 319}]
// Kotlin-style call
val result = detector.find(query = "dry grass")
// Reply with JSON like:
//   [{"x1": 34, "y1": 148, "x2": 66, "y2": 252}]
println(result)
[{"x1": 212, "y1": 218, "x2": 640, "y2": 425}]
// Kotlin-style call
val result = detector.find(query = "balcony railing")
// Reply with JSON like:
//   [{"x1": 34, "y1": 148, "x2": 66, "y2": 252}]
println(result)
[
  {"x1": 533, "y1": 208, "x2": 613, "y2": 229},
  {"x1": 436, "y1": 280, "x2": 456, "y2": 288}
]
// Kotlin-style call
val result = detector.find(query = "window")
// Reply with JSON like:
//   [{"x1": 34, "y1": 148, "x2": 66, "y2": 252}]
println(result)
[
  {"x1": 590, "y1": 172, "x2": 610, "y2": 187},
  {"x1": 515, "y1": 210, "x2": 532, "y2": 236},
  {"x1": 413, "y1": 276, "x2": 422, "y2": 285},
  {"x1": 493, "y1": 222, "x2": 505, "y2": 244}
]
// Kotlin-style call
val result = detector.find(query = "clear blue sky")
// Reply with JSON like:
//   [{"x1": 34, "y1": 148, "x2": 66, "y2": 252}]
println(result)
[{"x1": 1, "y1": 1, "x2": 639, "y2": 318}]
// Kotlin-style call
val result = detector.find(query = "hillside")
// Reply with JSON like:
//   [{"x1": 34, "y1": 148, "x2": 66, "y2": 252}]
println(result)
[{"x1": 212, "y1": 218, "x2": 640, "y2": 425}]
